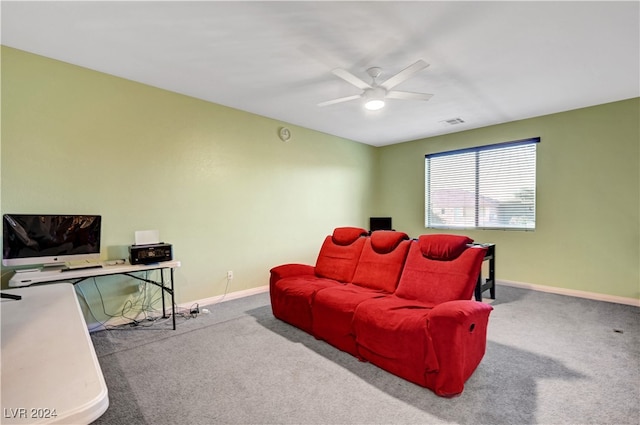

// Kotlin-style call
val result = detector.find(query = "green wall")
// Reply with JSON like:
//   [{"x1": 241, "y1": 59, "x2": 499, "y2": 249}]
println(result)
[
  {"x1": 2, "y1": 45, "x2": 638, "y2": 316},
  {"x1": 1, "y1": 47, "x2": 376, "y2": 314},
  {"x1": 376, "y1": 98, "x2": 640, "y2": 300}
]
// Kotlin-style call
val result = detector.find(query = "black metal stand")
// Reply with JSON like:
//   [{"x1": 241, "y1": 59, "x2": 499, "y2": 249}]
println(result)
[
  {"x1": 60, "y1": 265, "x2": 176, "y2": 330},
  {"x1": 122, "y1": 268, "x2": 176, "y2": 330},
  {"x1": 474, "y1": 243, "x2": 496, "y2": 301}
]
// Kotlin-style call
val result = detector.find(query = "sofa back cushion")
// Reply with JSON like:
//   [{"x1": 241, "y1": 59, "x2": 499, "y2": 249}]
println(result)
[
  {"x1": 395, "y1": 234, "x2": 486, "y2": 305},
  {"x1": 315, "y1": 227, "x2": 368, "y2": 283},
  {"x1": 418, "y1": 234, "x2": 473, "y2": 260},
  {"x1": 351, "y1": 231, "x2": 411, "y2": 292}
]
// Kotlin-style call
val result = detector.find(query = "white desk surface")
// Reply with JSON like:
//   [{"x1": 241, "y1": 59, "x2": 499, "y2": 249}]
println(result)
[
  {"x1": 9, "y1": 260, "x2": 181, "y2": 287},
  {"x1": 1, "y1": 283, "x2": 109, "y2": 424}
]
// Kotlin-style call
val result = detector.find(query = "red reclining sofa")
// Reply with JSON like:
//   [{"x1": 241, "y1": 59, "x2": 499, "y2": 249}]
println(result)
[{"x1": 269, "y1": 227, "x2": 493, "y2": 397}]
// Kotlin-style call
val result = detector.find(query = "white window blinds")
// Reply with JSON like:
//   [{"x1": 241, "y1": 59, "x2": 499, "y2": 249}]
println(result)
[{"x1": 425, "y1": 138, "x2": 539, "y2": 230}]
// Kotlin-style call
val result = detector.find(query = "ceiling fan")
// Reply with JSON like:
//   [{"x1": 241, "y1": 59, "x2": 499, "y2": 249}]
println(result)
[{"x1": 318, "y1": 59, "x2": 433, "y2": 110}]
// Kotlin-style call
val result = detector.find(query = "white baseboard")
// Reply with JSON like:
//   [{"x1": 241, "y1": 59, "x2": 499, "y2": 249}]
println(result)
[
  {"x1": 498, "y1": 279, "x2": 640, "y2": 307},
  {"x1": 177, "y1": 285, "x2": 269, "y2": 310},
  {"x1": 191, "y1": 281, "x2": 639, "y2": 308}
]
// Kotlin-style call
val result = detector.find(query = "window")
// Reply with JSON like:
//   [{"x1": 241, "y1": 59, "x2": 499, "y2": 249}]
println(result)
[{"x1": 425, "y1": 137, "x2": 539, "y2": 230}]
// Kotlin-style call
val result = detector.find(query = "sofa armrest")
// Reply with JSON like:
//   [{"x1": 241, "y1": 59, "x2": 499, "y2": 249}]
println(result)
[
  {"x1": 425, "y1": 300, "x2": 493, "y2": 397},
  {"x1": 269, "y1": 263, "x2": 316, "y2": 287},
  {"x1": 427, "y1": 300, "x2": 493, "y2": 327}
]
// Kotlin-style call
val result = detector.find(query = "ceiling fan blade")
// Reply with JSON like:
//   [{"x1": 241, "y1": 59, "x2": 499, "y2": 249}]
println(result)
[
  {"x1": 331, "y1": 68, "x2": 372, "y2": 90},
  {"x1": 386, "y1": 90, "x2": 433, "y2": 101},
  {"x1": 317, "y1": 94, "x2": 362, "y2": 107},
  {"x1": 380, "y1": 60, "x2": 429, "y2": 90}
]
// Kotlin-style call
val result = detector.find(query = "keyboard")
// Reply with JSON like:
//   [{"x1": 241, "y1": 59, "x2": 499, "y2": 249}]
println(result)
[{"x1": 61, "y1": 264, "x2": 103, "y2": 272}]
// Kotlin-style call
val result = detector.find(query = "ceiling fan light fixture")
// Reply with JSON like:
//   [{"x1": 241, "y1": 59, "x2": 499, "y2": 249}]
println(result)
[
  {"x1": 364, "y1": 87, "x2": 386, "y2": 110},
  {"x1": 364, "y1": 99, "x2": 385, "y2": 111}
]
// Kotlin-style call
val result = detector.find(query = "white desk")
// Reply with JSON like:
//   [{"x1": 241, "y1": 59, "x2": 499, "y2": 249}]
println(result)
[
  {"x1": 1, "y1": 283, "x2": 109, "y2": 424},
  {"x1": 9, "y1": 260, "x2": 181, "y2": 330},
  {"x1": 8, "y1": 260, "x2": 181, "y2": 287}
]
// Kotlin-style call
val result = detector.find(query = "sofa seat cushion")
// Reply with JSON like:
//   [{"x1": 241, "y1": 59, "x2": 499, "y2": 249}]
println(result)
[
  {"x1": 272, "y1": 276, "x2": 342, "y2": 333},
  {"x1": 311, "y1": 284, "x2": 387, "y2": 355},
  {"x1": 353, "y1": 296, "x2": 436, "y2": 387},
  {"x1": 351, "y1": 231, "x2": 411, "y2": 292}
]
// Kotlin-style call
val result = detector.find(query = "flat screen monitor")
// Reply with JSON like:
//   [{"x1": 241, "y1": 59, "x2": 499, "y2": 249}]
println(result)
[
  {"x1": 369, "y1": 217, "x2": 393, "y2": 232},
  {"x1": 2, "y1": 214, "x2": 101, "y2": 267}
]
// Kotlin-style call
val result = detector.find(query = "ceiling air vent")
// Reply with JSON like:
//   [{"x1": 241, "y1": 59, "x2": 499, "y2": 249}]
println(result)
[{"x1": 441, "y1": 117, "x2": 465, "y2": 125}]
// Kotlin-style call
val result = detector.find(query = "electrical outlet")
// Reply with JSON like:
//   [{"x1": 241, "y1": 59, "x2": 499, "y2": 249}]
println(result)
[{"x1": 227, "y1": 270, "x2": 234, "y2": 280}]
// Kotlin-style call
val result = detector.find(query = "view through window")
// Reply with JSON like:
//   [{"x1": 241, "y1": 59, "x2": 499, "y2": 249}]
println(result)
[{"x1": 425, "y1": 137, "x2": 539, "y2": 230}]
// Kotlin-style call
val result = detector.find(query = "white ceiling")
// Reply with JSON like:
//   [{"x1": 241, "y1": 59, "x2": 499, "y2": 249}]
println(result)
[{"x1": 2, "y1": 1, "x2": 639, "y2": 147}]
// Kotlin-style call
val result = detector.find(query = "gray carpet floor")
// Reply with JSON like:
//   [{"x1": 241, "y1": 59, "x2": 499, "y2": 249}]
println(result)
[{"x1": 90, "y1": 285, "x2": 639, "y2": 424}]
